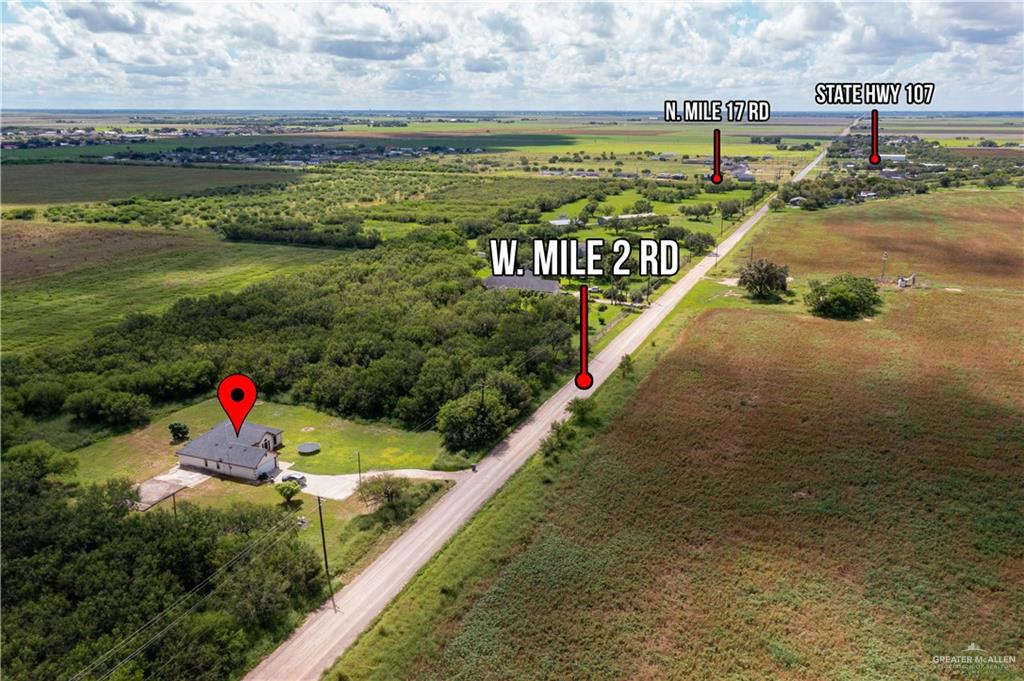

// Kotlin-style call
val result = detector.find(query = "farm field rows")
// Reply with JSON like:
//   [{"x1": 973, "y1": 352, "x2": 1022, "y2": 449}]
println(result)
[
  {"x1": 1, "y1": 163, "x2": 298, "y2": 204},
  {"x1": 333, "y1": 189, "x2": 1024, "y2": 681}
]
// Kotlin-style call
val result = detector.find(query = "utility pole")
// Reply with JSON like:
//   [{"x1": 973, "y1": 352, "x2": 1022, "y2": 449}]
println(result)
[
  {"x1": 749, "y1": 244, "x2": 754, "y2": 264},
  {"x1": 355, "y1": 451, "x2": 362, "y2": 485},
  {"x1": 316, "y1": 496, "x2": 337, "y2": 611},
  {"x1": 881, "y1": 251, "x2": 888, "y2": 282},
  {"x1": 171, "y1": 491, "x2": 177, "y2": 521}
]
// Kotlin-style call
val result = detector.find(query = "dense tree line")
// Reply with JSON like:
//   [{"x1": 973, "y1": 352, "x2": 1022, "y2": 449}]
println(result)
[
  {"x1": 1, "y1": 441, "x2": 322, "y2": 681},
  {"x1": 2, "y1": 231, "x2": 576, "y2": 452},
  {"x1": 40, "y1": 171, "x2": 633, "y2": 237},
  {"x1": 219, "y1": 219, "x2": 382, "y2": 249},
  {"x1": 778, "y1": 173, "x2": 919, "y2": 209}
]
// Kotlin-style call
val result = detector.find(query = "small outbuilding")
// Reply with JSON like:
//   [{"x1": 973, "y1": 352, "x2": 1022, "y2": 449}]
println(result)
[{"x1": 483, "y1": 270, "x2": 560, "y2": 294}]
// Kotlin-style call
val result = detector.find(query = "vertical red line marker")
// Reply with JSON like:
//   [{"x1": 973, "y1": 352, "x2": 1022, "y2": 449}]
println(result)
[
  {"x1": 711, "y1": 128, "x2": 722, "y2": 184},
  {"x1": 869, "y1": 109, "x2": 881, "y2": 165},
  {"x1": 574, "y1": 285, "x2": 593, "y2": 390}
]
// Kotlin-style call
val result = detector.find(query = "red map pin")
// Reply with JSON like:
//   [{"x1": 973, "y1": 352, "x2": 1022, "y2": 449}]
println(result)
[{"x1": 217, "y1": 374, "x2": 257, "y2": 436}]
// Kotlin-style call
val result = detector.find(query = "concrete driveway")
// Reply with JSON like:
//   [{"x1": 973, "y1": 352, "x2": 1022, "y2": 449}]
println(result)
[
  {"x1": 273, "y1": 465, "x2": 466, "y2": 501},
  {"x1": 135, "y1": 465, "x2": 211, "y2": 510}
]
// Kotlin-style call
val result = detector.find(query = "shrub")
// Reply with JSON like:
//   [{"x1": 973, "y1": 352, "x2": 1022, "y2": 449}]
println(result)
[
  {"x1": 168, "y1": 422, "x2": 190, "y2": 442},
  {"x1": 18, "y1": 381, "x2": 66, "y2": 416},
  {"x1": 683, "y1": 232, "x2": 716, "y2": 255},
  {"x1": 804, "y1": 274, "x2": 882, "y2": 319},
  {"x1": 437, "y1": 389, "x2": 516, "y2": 452},
  {"x1": 356, "y1": 473, "x2": 411, "y2": 510},
  {"x1": 738, "y1": 259, "x2": 789, "y2": 299},
  {"x1": 275, "y1": 480, "x2": 301, "y2": 504}
]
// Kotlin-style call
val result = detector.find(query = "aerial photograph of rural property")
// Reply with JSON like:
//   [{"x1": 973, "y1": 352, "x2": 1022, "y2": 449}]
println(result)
[{"x1": 0, "y1": 2, "x2": 1021, "y2": 680}]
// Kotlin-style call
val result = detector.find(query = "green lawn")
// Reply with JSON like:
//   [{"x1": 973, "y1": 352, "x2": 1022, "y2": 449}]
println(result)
[
  {"x1": 2, "y1": 233, "x2": 344, "y2": 354},
  {"x1": 71, "y1": 398, "x2": 443, "y2": 485}
]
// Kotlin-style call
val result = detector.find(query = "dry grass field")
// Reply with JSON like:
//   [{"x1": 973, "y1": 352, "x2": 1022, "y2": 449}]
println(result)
[
  {"x1": 749, "y1": 191, "x2": 1024, "y2": 289},
  {"x1": 1, "y1": 221, "x2": 193, "y2": 283}
]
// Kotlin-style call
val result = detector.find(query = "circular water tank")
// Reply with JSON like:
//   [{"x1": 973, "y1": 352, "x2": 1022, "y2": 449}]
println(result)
[{"x1": 297, "y1": 442, "x2": 321, "y2": 455}]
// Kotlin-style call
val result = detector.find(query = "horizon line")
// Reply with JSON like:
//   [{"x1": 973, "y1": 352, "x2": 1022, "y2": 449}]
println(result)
[{"x1": 3, "y1": 108, "x2": 1023, "y2": 115}]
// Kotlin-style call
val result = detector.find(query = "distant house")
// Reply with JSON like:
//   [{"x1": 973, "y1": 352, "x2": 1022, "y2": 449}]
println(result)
[
  {"x1": 177, "y1": 421, "x2": 282, "y2": 481},
  {"x1": 879, "y1": 153, "x2": 906, "y2": 161},
  {"x1": 734, "y1": 171, "x2": 756, "y2": 182},
  {"x1": 549, "y1": 217, "x2": 573, "y2": 227},
  {"x1": 859, "y1": 191, "x2": 878, "y2": 200},
  {"x1": 483, "y1": 270, "x2": 560, "y2": 294},
  {"x1": 597, "y1": 212, "x2": 656, "y2": 225},
  {"x1": 788, "y1": 196, "x2": 807, "y2": 206}
]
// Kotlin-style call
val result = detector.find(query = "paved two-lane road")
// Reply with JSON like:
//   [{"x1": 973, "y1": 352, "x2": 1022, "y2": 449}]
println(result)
[{"x1": 246, "y1": 126, "x2": 848, "y2": 681}]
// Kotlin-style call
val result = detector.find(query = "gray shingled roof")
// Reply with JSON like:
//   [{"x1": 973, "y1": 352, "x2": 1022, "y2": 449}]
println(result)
[
  {"x1": 483, "y1": 270, "x2": 560, "y2": 294},
  {"x1": 178, "y1": 420, "x2": 281, "y2": 469}
]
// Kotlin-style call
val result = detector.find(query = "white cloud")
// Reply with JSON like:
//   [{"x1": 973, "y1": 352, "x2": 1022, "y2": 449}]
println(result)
[{"x1": 0, "y1": 1, "x2": 1020, "y2": 109}]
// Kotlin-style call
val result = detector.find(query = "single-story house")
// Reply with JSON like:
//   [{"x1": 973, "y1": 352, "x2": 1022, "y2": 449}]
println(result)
[
  {"x1": 597, "y1": 212, "x2": 656, "y2": 225},
  {"x1": 879, "y1": 153, "x2": 906, "y2": 162},
  {"x1": 788, "y1": 196, "x2": 807, "y2": 206},
  {"x1": 734, "y1": 171, "x2": 756, "y2": 182},
  {"x1": 549, "y1": 217, "x2": 573, "y2": 227},
  {"x1": 177, "y1": 421, "x2": 282, "y2": 481},
  {"x1": 483, "y1": 270, "x2": 560, "y2": 294}
]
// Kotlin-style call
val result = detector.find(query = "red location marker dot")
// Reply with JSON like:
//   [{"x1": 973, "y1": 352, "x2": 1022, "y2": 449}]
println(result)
[{"x1": 217, "y1": 374, "x2": 257, "y2": 436}]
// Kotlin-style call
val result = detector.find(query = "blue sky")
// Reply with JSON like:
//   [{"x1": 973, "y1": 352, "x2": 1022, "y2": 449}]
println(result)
[{"x1": 2, "y1": 1, "x2": 1021, "y2": 110}]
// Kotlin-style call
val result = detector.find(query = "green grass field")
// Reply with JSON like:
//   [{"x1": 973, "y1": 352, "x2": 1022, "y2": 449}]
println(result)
[
  {"x1": 71, "y1": 398, "x2": 442, "y2": 485},
  {"x1": 331, "y1": 189, "x2": 1024, "y2": 681},
  {"x1": 0, "y1": 163, "x2": 297, "y2": 204},
  {"x1": 1, "y1": 228, "x2": 344, "y2": 354}
]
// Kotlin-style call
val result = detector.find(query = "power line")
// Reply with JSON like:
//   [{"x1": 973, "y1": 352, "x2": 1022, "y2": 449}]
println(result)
[
  {"x1": 92, "y1": 527, "x2": 297, "y2": 681},
  {"x1": 70, "y1": 508, "x2": 301, "y2": 681}
]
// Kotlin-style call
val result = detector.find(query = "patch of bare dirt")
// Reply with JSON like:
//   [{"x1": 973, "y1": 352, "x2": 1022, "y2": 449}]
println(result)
[{"x1": 2, "y1": 222, "x2": 191, "y2": 284}]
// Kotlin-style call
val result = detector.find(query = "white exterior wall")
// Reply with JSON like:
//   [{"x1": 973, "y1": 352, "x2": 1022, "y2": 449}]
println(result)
[
  {"x1": 255, "y1": 453, "x2": 278, "y2": 478},
  {"x1": 178, "y1": 454, "x2": 277, "y2": 481}
]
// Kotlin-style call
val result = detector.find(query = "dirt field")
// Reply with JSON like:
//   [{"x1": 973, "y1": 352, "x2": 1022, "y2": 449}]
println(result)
[
  {"x1": 421, "y1": 289, "x2": 1023, "y2": 680},
  {"x1": 750, "y1": 190, "x2": 1024, "y2": 289},
  {"x1": 949, "y1": 147, "x2": 1024, "y2": 158},
  {"x1": 1, "y1": 221, "x2": 192, "y2": 283},
  {"x1": 1, "y1": 163, "x2": 296, "y2": 204}
]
